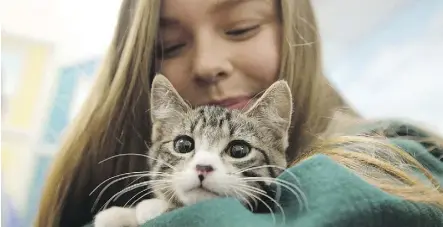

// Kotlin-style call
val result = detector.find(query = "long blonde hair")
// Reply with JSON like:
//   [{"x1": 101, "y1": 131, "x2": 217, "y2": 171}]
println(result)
[{"x1": 35, "y1": 1, "x2": 442, "y2": 226}]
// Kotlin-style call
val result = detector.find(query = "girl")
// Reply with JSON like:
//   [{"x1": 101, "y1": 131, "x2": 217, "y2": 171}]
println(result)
[{"x1": 35, "y1": 0, "x2": 443, "y2": 226}]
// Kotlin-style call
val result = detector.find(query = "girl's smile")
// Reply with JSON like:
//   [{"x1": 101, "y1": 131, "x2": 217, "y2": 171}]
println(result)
[
  {"x1": 156, "y1": 0, "x2": 281, "y2": 108},
  {"x1": 208, "y1": 95, "x2": 258, "y2": 110}
]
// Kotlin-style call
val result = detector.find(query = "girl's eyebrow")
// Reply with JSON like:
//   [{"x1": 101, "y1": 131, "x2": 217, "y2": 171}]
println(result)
[
  {"x1": 212, "y1": 0, "x2": 261, "y2": 13},
  {"x1": 159, "y1": 0, "x2": 264, "y2": 28}
]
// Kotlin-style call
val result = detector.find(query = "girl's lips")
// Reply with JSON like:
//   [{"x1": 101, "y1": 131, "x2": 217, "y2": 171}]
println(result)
[
  {"x1": 225, "y1": 98, "x2": 253, "y2": 110},
  {"x1": 210, "y1": 96, "x2": 256, "y2": 110}
]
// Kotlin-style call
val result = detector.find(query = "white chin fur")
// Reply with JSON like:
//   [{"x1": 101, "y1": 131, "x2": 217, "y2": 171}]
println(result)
[
  {"x1": 180, "y1": 189, "x2": 220, "y2": 205},
  {"x1": 172, "y1": 169, "x2": 242, "y2": 205}
]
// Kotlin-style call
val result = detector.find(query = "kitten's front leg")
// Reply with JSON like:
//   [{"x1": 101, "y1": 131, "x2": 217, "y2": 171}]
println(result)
[
  {"x1": 94, "y1": 206, "x2": 138, "y2": 227},
  {"x1": 135, "y1": 198, "x2": 171, "y2": 225}
]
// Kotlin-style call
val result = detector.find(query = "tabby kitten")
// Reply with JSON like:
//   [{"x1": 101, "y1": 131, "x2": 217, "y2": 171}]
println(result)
[{"x1": 94, "y1": 74, "x2": 293, "y2": 227}]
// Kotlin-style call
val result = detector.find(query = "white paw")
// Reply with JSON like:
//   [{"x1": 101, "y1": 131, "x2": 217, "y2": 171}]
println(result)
[
  {"x1": 94, "y1": 206, "x2": 138, "y2": 227},
  {"x1": 135, "y1": 198, "x2": 170, "y2": 225}
]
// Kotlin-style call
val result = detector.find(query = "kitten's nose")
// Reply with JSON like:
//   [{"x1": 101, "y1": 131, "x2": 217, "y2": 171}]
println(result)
[
  {"x1": 196, "y1": 164, "x2": 214, "y2": 182},
  {"x1": 196, "y1": 164, "x2": 214, "y2": 173}
]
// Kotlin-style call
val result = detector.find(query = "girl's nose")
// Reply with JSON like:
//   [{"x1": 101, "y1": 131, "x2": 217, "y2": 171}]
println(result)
[{"x1": 191, "y1": 34, "x2": 233, "y2": 85}]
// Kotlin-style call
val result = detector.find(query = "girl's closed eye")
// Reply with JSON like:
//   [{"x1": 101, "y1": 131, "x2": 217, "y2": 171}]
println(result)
[
  {"x1": 225, "y1": 24, "x2": 261, "y2": 40},
  {"x1": 157, "y1": 24, "x2": 261, "y2": 59},
  {"x1": 161, "y1": 43, "x2": 186, "y2": 58}
]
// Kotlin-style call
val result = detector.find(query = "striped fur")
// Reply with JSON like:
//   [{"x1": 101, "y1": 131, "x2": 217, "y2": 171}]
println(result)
[{"x1": 148, "y1": 74, "x2": 292, "y2": 211}]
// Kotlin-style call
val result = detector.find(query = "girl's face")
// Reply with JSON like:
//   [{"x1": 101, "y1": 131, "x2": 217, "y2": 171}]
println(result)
[{"x1": 156, "y1": 0, "x2": 281, "y2": 109}]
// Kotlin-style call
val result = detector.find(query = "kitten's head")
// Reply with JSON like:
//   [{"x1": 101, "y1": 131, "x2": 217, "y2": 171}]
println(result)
[{"x1": 148, "y1": 74, "x2": 292, "y2": 208}]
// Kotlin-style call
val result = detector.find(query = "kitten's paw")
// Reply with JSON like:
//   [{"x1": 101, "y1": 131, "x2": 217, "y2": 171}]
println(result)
[
  {"x1": 94, "y1": 206, "x2": 138, "y2": 227},
  {"x1": 135, "y1": 198, "x2": 170, "y2": 225}
]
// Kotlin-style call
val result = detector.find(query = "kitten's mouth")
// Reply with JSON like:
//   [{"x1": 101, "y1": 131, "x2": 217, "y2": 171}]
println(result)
[{"x1": 187, "y1": 186, "x2": 219, "y2": 196}]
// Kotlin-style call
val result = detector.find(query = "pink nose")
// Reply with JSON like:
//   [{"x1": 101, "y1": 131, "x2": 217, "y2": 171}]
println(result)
[
  {"x1": 196, "y1": 164, "x2": 214, "y2": 174},
  {"x1": 196, "y1": 165, "x2": 214, "y2": 182}
]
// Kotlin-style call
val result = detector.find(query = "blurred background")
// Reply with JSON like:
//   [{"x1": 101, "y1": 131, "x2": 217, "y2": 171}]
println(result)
[{"x1": 1, "y1": 0, "x2": 442, "y2": 226}]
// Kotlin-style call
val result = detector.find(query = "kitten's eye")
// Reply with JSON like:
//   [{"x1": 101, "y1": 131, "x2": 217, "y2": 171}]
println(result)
[
  {"x1": 173, "y1": 135, "x2": 194, "y2": 154},
  {"x1": 227, "y1": 140, "x2": 251, "y2": 158}
]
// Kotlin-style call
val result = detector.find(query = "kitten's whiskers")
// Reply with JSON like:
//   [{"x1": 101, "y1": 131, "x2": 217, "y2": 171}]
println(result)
[
  {"x1": 130, "y1": 184, "x2": 172, "y2": 207},
  {"x1": 91, "y1": 171, "x2": 171, "y2": 212},
  {"x1": 229, "y1": 185, "x2": 255, "y2": 211},
  {"x1": 125, "y1": 188, "x2": 151, "y2": 207},
  {"x1": 112, "y1": 179, "x2": 170, "y2": 202},
  {"x1": 237, "y1": 183, "x2": 286, "y2": 226},
  {"x1": 99, "y1": 153, "x2": 177, "y2": 171},
  {"x1": 234, "y1": 164, "x2": 302, "y2": 186},
  {"x1": 234, "y1": 187, "x2": 277, "y2": 225},
  {"x1": 242, "y1": 177, "x2": 308, "y2": 212},
  {"x1": 91, "y1": 171, "x2": 162, "y2": 195},
  {"x1": 164, "y1": 188, "x2": 177, "y2": 206},
  {"x1": 101, "y1": 180, "x2": 171, "y2": 211}
]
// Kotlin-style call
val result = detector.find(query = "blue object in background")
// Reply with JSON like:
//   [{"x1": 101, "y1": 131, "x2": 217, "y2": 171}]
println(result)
[{"x1": 2, "y1": 184, "x2": 23, "y2": 227}]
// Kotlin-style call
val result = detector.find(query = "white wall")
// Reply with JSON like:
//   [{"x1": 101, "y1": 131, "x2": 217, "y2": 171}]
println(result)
[
  {"x1": 314, "y1": 0, "x2": 443, "y2": 134},
  {"x1": 1, "y1": 0, "x2": 121, "y2": 65},
  {"x1": 1, "y1": 0, "x2": 58, "y2": 43}
]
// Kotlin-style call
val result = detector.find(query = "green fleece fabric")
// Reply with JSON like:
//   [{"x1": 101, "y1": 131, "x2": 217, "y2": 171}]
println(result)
[{"x1": 86, "y1": 124, "x2": 443, "y2": 227}]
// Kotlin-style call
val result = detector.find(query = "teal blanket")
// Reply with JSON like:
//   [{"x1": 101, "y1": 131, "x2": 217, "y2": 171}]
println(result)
[{"x1": 86, "y1": 126, "x2": 443, "y2": 227}]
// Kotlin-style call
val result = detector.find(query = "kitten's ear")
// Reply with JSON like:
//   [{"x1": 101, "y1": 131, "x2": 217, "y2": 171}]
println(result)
[
  {"x1": 150, "y1": 74, "x2": 190, "y2": 123},
  {"x1": 245, "y1": 80, "x2": 293, "y2": 131}
]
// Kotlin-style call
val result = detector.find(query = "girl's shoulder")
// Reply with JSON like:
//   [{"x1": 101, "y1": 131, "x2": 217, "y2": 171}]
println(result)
[
  {"x1": 351, "y1": 119, "x2": 443, "y2": 168},
  {"x1": 275, "y1": 120, "x2": 443, "y2": 227}
]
